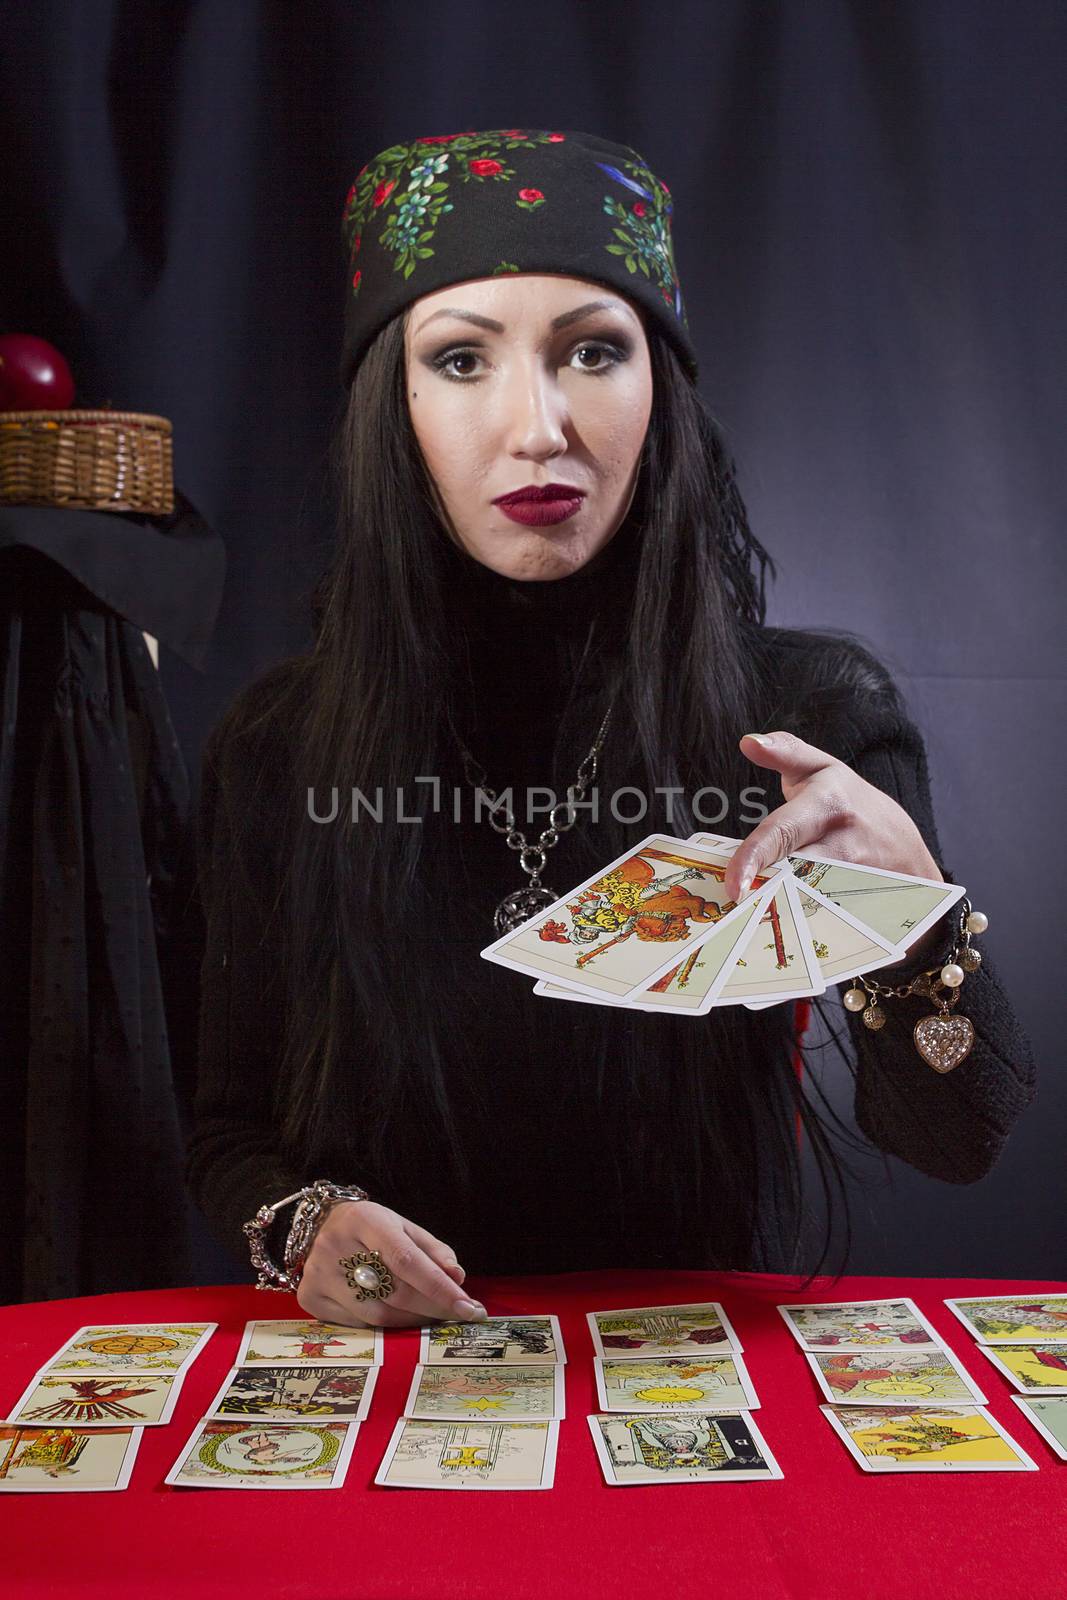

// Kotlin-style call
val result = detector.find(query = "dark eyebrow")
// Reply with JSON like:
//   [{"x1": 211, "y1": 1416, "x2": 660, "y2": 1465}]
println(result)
[{"x1": 413, "y1": 299, "x2": 627, "y2": 338}]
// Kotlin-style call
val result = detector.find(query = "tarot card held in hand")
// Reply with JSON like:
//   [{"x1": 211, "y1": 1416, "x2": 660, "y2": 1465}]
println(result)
[
  {"x1": 375, "y1": 1418, "x2": 559, "y2": 1489},
  {"x1": 43, "y1": 1323, "x2": 216, "y2": 1376},
  {"x1": 1010, "y1": 1395, "x2": 1067, "y2": 1460},
  {"x1": 977, "y1": 1343, "x2": 1067, "y2": 1394},
  {"x1": 419, "y1": 1316, "x2": 564, "y2": 1365},
  {"x1": 944, "y1": 1295, "x2": 1067, "y2": 1344},
  {"x1": 778, "y1": 1298, "x2": 944, "y2": 1351},
  {"x1": 804, "y1": 1347, "x2": 987, "y2": 1407},
  {"x1": 0, "y1": 1425, "x2": 143, "y2": 1492},
  {"x1": 403, "y1": 1363, "x2": 565, "y2": 1421},
  {"x1": 587, "y1": 1411, "x2": 783, "y2": 1485},
  {"x1": 204, "y1": 1364, "x2": 379, "y2": 1423},
  {"x1": 481, "y1": 833, "x2": 784, "y2": 1001},
  {"x1": 820, "y1": 1404, "x2": 1037, "y2": 1472},
  {"x1": 588, "y1": 1304, "x2": 742, "y2": 1360},
  {"x1": 6, "y1": 1371, "x2": 184, "y2": 1428},
  {"x1": 595, "y1": 1354, "x2": 759, "y2": 1413},
  {"x1": 165, "y1": 1420, "x2": 358, "y2": 1489},
  {"x1": 235, "y1": 1320, "x2": 382, "y2": 1367}
]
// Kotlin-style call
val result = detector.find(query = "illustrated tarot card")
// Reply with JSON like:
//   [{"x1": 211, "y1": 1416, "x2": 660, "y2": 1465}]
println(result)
[
  {"x1": 587, "y1": 1410, "x2": 783, "y2": 1485},
  {"x1": 402, "y1": 1363, "x2": 565, "y2": 1421},
  {"x1": 6, "y1": 1370, "x2": 183, "y2": 1427},
  {"x1": 698, "y1": 869, "x2": 826, "y2": 1006},
  {"x1": 976, "y1": 1342, "x2": 1067, "y2": 1394},
  {"x1": 234, "y1": 1319, "x2": 383, "y2": 1366},
  {"x1": 786, "y1": 851, "x2": 965, "y2": 954},
  {"x1": 594, "y1": 1354, "x2": 759, "y2": 1413},
  {"x1": 0, "y1": 1425, "x2": 142, "y2": 1492},
  {"x1": 588, "y1": 1303, "x2": 742, "y2": 1359},
  {"x1": 743, "y1": 877, "x2": 903, "y2": 1008},
  {"x1": 419, "y1": 1316, "x2": 564, "y2": 1365},
  {"x1": 480, "y1": 833, "x2": 785, "y2": 1001},
  {"x1": 820, "y1": 1403, "x2": 1037, "y2": 1472},
  {"x1": 1009, "y1": 1395, "x2": 1067, "y2": 1460},
  {"x1": 777, "y1": 1297, "x2": 945, "y2": 1351},
  {"x1": 165, "y1": 1419, "x2": 358, "y2": 1489},
  {"x1": 804, "y1": 1346, "x2": 987, "y2": 1407},
  {"x1": 944, "y1": 1295, "x2": 1067, "y2": 1344},
  {"x1": 42, "y1": 1322, "x2": 216, "y2": 1376},
  {"x1": 375, "y1": 1417, "x2": 559, "y2": 1489},
  {"x1": 204, "y1": 1363, "x2": 378, "y2": 1422}
]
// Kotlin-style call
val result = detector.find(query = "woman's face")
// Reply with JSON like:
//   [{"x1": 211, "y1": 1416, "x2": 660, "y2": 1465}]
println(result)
[{"x1": 404, "y1": 273, "x2": 653, "y2": 580}]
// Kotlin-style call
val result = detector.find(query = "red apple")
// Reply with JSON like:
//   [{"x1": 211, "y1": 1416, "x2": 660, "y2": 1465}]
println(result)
[{"x1": 0, "y1": 334, "x2": 76, "y2": 411}]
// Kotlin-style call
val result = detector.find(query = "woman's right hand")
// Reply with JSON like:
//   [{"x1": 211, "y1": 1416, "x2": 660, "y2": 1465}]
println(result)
[{"x1": 296, "y1": 1200, "x2": 488, "y2": 1329}]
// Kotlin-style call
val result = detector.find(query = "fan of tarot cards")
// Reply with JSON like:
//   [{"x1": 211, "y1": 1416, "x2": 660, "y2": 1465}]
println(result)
[{"x1": 480, "y1": 832, "x2": 966, "y2": 1016}]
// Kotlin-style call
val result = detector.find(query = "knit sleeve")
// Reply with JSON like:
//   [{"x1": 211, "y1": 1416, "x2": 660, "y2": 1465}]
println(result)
[
  {"x1": 840, "y1": 717, "x2": 1037, "y2": 1182},
  {"x1": 184, "y1": 687, "x2": 309, "y2": 1270}
]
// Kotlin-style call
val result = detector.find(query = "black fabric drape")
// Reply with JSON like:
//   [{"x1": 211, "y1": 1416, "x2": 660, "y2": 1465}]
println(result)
[{"x1": 0, "y1": 491, "x2": 224, "y2": 1302}]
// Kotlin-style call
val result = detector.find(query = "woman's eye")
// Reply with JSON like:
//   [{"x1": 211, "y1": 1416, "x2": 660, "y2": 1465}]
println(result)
[{"x1": 428, "y1": 338, "x2": 628, "y2": 383}]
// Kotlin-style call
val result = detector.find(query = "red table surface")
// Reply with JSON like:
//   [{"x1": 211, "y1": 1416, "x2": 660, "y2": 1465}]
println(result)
[{"x1": 2, "y1": 1271, "x2": 1064, "y2": 1600}]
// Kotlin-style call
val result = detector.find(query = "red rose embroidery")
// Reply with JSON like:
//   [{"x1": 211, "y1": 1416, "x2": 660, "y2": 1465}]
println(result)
[
  {"x1": 418, "y1": 134, "x2": 460, "y2": 144},
  {"x1": 660, "y1": 180, "x2": 671, "y2": 195},
  {"x1": 632, "y1": 201, "x2": 646, "y2": 217},
  {"x1": 352, "y1": 270, "x2": 362, "y2": 289},
  {"x1": 372, "y1": 180, "x2": 396, "y2": 208},
  {"x1": 548, "y1": 133, "x2": 565, "y2": 142},
  {"x1": 503, "y1": 129, "x2": 526, "y2": 137},
  {"x1": 344, "y1": 183, "x2": 356, "y2": 208},
  {"x1": 518, "y1": 188, "x2": 543, "y2": 202},
  {"x1": 353, "y1": 236, "x2": 361, "y2": 252},
  {"x1": 469, "y1": 158, "x2": 503, "y2": 177}
]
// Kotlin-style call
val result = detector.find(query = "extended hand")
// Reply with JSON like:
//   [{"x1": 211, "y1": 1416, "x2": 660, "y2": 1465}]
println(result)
[{"x1": 723, "y1": 730, "x2": 943, "y2": 903}]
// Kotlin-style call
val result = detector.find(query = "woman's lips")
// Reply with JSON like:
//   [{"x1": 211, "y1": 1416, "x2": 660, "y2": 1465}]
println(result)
[{"x1": 497, "y1": 496, "x2": 584, "y2": 526}]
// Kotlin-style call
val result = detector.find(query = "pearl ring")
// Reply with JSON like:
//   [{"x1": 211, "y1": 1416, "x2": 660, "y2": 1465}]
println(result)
[{"x1": 338, "y1": 1249, "x2": 396, "y2": 1302}]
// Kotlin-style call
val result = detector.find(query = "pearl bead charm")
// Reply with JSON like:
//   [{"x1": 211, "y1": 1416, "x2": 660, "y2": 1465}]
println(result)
[
  {"x1": 353, "y1": 1263, "x2": 381, "y2": 1291},
  {"x1": 843, "y1": 986, "x2": 867, "y2": 1011},
  {"x1": 940, "y1": 963, "x2": 965, "y2": 988},
  {"x1": 965, "y1": 910, "x2": 988, "y2": 935}
]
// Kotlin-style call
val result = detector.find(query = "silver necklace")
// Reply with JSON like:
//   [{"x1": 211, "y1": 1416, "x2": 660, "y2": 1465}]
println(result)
[{"x1": 456, "y1": 705, "x2": 614, "y2": 936}]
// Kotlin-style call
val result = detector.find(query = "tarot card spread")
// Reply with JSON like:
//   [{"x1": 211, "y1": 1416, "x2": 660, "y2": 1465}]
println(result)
[{"x1": 486, "y1": 831, "x2": 965, "y2": 1014}]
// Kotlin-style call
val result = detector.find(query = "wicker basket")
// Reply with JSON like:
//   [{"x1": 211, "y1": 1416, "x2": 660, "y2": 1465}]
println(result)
[{"x1": 0, "y1": 409, "x2": 174, "y2": 514}]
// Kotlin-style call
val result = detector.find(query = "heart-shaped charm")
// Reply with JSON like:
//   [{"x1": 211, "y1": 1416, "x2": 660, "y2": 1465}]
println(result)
[{"x1": 913, "y1": 1013, "x2": 975, "y2": 1073}]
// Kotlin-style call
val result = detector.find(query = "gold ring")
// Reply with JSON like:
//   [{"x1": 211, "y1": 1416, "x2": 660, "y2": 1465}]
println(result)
[{"x1": 338, "y1": 1249, "x2": 395, "y2": 1302}]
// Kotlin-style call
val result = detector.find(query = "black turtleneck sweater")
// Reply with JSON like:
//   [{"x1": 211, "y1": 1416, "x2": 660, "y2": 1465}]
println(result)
[{"x1": 185, "y1": 528, "x2": 1036, "y2": 1276}]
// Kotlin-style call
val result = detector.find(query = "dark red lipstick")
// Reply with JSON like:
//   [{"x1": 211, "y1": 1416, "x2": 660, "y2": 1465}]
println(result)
[{"x1": 492, "y1": 482, "x2": 587, "y2": 527}]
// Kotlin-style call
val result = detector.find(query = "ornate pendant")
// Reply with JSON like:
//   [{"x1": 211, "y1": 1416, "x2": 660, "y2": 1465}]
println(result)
[
  {"x1": 913, "y1": 1012, "x2": 975, "y2": 1073},
  {"x1": 494, "y1": 885, "x2": 559, "y2": 937}
]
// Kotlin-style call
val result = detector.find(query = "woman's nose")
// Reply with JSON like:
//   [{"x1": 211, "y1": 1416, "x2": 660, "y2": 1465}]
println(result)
[{"x1": 501, "y1": 360, "x2": 568, "y2": 458}]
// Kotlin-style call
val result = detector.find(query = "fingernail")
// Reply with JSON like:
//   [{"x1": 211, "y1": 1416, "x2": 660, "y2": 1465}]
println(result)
[
  {"x1": 738, "y1": 872, "x2": 753, "y2": 898},
  {"x1": 455, "y1": 1298, "x2": 488, "y2": 1321},
  {"x1": 745, "y1": 732, "x2": 771, "y2": 746}
]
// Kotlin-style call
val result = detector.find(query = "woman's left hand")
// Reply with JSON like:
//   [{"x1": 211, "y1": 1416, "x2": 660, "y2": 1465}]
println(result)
[{"x1": 723, "y1": 730, "x2": 943, "y2": 904}]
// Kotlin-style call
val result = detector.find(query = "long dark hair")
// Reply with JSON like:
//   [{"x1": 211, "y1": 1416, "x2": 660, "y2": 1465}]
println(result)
[{"x1": 236, "y1": 309, "x2": 908, "y2": 1282}]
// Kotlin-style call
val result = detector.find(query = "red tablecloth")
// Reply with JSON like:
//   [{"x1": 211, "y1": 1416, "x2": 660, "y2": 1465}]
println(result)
[{"x1": 3, "y1": 1271, "x2": 1064, "y2": 1600}]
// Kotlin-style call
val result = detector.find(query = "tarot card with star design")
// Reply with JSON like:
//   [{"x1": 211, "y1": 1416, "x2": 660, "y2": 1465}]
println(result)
[
  {"x1": 594, "y1": 1353, "x2": 759, "y2": 1412},
  {"x1": 480, "y1": 833, "x2": 783, "y2": 1001},
  {"x1": 235, "y1": 1319, "x2": 382, "y2": 1366},
  {"x1": 588, "y1": 1303, "x2": 742, "y2": 1359},
  {"x1": 375, "y1": 1417, "x2": 559, "y2": 1489},
  {"x1": 165, "y1": 1419, "x2": 358, "y2": 1489},
  {"x1": 42, "y1": 1323, "x2": 216, "y2": 1376},
  {"x1": 821, "y1": 1403, "x2": 1037, "y2": 1472},
  {"x1": 588, "y1": 1410, "x2": 782, "y2": 1485},
  {"x1": 0, "y1": 1424, "x2": 143, "y2": 1491},
  {"x1": 6, "y1": 1370, "x2": 182, "y2": 1427},
  {"x1": 419, "y1": 1316, "x2": 564, "y2": 1365},
  {"x1": 403, "y1": 1363, "x2": 565, "y2": 1420},
  {"x1": 204, "y1": 1364, "x2": 379, "y2": 1422}
]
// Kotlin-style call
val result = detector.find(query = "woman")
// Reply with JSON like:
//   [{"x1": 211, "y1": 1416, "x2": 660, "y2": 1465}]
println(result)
[{"x1": 187, "y1": 129, "x2": 1035, "y2": 1329}]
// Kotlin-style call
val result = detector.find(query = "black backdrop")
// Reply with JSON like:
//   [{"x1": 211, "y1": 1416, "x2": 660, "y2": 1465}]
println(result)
[{"x1": 2, "y1": 2, "x2": 1063, "y2": 1280}]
